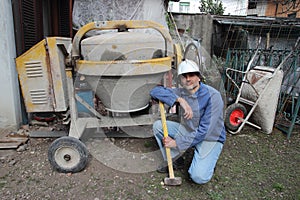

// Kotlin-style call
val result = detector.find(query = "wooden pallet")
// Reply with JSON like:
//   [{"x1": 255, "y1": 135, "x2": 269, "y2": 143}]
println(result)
[{"x1": 0, "y1": 136, "x2": 28, "y2": 149}]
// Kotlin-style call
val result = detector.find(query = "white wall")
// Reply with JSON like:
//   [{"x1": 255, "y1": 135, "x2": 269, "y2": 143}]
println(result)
[
  {"x1": 247, "y1": 2, "x2": 268, "y2": 16},
  {"x1": 168, "y1": 0, "x2": 201, "y2": 14},
  {"x1": 0, "y1": 0, "x2": 22, "y2": 130},
  {"x1": 222, "y1": 0, "x2": 248, "y2": 16},
  {"x1": 169, "y1": 0, "x2": 270, "y2": 17},
  {"x1": 169, "y1": 0, "x2": 249, "y2": 15}
]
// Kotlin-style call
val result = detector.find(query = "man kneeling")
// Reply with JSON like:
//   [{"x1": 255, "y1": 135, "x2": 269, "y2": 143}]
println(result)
[{"x1": 150, "y1": 59, "x2": 226, "y2": 184}]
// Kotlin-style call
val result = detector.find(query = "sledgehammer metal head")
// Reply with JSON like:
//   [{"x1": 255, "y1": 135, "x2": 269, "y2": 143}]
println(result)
[
  {"x1": 163, "y1": 152, "x2": 182, "y2": 186},
  {"x1": 164, "y1": 177, "x2": 182, "y2": 186}
]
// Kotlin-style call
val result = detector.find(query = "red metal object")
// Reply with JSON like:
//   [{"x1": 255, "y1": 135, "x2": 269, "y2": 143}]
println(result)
[
  {"x1": 33, "y1": 113, "x2": 56, "y2": 122},
  {"x1": 229, "y1": 109, "x2": 244, "y2": 126}
]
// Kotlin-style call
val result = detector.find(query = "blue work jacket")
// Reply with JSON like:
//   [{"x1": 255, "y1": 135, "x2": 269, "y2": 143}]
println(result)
[{"x1": 150, "y1": 83, "x2": 226, "y2": 151}]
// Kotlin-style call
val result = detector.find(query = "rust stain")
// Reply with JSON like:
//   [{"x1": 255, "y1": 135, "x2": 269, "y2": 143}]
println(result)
[{"x1": 66, "y1": 69, "x2": 73, "y2": 78}]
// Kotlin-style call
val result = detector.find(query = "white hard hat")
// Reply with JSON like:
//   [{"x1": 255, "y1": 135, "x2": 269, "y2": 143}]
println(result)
[{"x1": 177, "y1": 59, "x2": 200, "y2": 76}]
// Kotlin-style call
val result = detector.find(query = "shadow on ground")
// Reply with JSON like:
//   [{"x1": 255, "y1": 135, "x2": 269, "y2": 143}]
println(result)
[{"x1": 0, "y1": 126, "x2": 299, "y2": 200}]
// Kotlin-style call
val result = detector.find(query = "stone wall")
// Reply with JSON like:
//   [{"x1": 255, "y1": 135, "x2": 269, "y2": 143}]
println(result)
[{"x1": 171, "y1": 13, "x2": 213, "y2": 55}]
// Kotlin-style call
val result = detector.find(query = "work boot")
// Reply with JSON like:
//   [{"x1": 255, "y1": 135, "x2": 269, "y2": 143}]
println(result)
[{"x1": 156, "y1": 157, "x2": 184, "y2": 173}]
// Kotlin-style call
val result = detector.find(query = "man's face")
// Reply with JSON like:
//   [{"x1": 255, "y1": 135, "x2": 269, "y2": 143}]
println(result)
[{"x1": 180, "y1": 72, "x2": 200, "y2": 92}]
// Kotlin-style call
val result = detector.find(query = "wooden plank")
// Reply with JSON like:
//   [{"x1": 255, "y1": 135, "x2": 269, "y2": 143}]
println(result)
[
  {"x1": 29, "y1": 131, "x2": 67, "y2": 138},
  {"x1": 0, "y1": 142, "x2": 22, "y2": 149},
  {"x1": 0, "y1": 137, "x2": 28, "y2": 143},
  {"x1": 0, "y1": 136, "x2": 28, "y2": 149}
]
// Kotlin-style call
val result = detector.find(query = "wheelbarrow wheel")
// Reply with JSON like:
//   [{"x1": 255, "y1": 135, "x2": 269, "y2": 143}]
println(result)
[
  {"x1": 224, "y1": 103, "x2": 247, "y2": 132},
  {"x1": 48, "y1": 136, "x2": 89, "y2": 173}
]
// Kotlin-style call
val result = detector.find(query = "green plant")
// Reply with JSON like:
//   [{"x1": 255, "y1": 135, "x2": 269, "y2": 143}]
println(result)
[
  {"x1": 165, "y1": 13, "x2": 175, "y2": 31},
  {"x1": 272, "y1": 182, "x2": 284, "y2": 192},
  {"x1": 0, "y1": 180, "x2": 6, "y2": 189},
  {"x1": 199, "y1": 0, "x2": 225, "y2": 15},
  {"x1": 144, "y1": 140, "x2": 152, "y2": 148},
  {"x1": 207, "y1": 191, "x2": 223, "y2": 200}
]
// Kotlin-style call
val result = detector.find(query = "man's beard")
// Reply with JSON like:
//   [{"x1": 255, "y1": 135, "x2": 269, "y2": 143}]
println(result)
[{"x1": 183, "y1": 83, "x2": 198, "y2": 91}]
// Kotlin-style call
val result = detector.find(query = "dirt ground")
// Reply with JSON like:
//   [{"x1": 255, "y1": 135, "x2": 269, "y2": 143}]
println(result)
[{"x1": 0, "y1": 125, "x2": 299, "y2": 200}]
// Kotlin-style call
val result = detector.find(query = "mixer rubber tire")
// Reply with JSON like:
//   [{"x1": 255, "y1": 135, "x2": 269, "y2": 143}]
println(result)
[
  {"x1": 48, "y1": 136, "x2": 89, "y2": 173},
  {"x1": 224, "y1": 103, "x2": 247, "y2": 132}
]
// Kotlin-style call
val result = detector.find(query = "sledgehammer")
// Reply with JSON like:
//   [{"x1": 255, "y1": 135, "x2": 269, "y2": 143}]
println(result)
[{"x1": 159, "y1": 101, "x2": 182, "y2": 186}]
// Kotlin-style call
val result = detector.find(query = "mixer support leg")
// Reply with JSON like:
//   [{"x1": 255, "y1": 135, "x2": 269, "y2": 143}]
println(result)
[{"x1": 65, "y1": 69, "x2": 87, "y2": 139}]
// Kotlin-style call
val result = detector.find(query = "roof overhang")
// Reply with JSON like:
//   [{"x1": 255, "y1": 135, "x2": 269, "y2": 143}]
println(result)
[{"x1": 213, "y1": 15, "x2": 300, "y2": 29}]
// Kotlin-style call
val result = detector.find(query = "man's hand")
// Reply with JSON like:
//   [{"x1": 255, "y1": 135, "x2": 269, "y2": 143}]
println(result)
[
  {"x1": 177, "y1": 97, "x2": 193, "y2": 119},
  {"x1": 163, "y1": 136, "x2": 177, "y2": 148}
]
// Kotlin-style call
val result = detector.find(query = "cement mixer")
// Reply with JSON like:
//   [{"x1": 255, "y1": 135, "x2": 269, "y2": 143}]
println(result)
[{"x1": 16, "y1": 20, "x2": 183, "y2": 173}]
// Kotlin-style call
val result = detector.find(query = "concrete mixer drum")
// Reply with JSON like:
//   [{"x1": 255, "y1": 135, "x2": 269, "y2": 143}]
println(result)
[{"x1": 73, "y1": 20, "x2": 173, "y2": 113}]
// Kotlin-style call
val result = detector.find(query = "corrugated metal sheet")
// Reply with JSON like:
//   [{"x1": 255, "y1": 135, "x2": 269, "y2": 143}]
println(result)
[{"x1": 214, "y1": 16, "x2": 300, "y2": 28}]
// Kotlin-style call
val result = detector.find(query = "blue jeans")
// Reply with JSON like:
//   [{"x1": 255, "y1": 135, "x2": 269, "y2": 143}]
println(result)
[{"x1": 153, "y1": 120, "x2": 223, "y2": 184}]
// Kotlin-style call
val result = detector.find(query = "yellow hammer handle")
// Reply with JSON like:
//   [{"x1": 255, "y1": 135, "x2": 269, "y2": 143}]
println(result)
[{"x1": 159, "y1": 101, "x2": 175, "y2": 179}]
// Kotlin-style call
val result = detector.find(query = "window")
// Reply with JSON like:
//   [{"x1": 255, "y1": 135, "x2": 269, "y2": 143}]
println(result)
[
  {"x1": 12, "y1": 0, "x2": 72, "y2": 55},
  {"x1": 179, "y1": 2, "x2": 190, "y2": 13},
  {"x1": 168, "y1": 2, "x2": 173, "y2": 12},
  {"x1": 248, "y1": 0, "x2": 257, "y2": 9}
]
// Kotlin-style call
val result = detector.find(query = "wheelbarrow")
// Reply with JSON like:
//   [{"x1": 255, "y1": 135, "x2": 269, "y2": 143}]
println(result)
[{"x1": 224, "y1": 38, "x2": 300, "y2": 134}]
